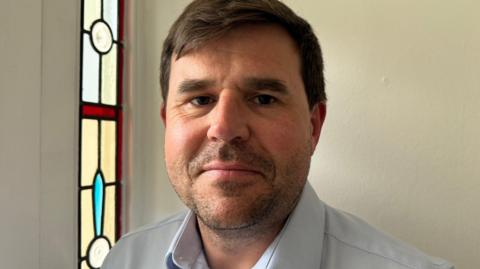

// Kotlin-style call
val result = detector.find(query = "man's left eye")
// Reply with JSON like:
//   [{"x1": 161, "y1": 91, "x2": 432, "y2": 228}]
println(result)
[{"x1": 252, "y1": 95, "x2": 276, "y2": 105}]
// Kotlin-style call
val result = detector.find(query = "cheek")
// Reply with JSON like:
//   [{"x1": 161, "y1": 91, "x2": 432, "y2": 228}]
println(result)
[
  {"x1": 164, "y1": 121, "x2": 205, "y2": 165},
  {"x1": 258, "y1": 118, "x2": 312, "y2": 186},
  {"x1": 257, "y1": 117, "x2": 311, "y2": 155}
]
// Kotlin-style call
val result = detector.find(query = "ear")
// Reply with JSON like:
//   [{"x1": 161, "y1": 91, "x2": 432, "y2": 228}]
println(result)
[
  {"x1": 161, "y1": 102, "x2": 167, "y2": 126},
  {"x1": 309, "y1": 102, "x2": 326, "y2": 154}
]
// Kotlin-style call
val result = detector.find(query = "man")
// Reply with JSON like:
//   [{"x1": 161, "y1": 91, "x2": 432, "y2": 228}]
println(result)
[{"x1": 102, "y1": 1, "x2": 454, "y2": 268}]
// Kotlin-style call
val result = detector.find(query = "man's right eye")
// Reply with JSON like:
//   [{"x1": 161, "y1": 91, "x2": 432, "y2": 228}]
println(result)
[{"x1": 190, "y1": 96, "x2": 214, "y2": 106}]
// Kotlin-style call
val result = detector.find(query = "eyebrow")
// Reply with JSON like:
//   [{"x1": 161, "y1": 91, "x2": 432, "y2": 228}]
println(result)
[
  {"x1": 177, "y1": 79, "x2": 216, "y2": 94},
  {"x1": 176, "y1": 77, "x2": 289, "y2": 94},
  {"x1": 243, "y1": 78, "x2": 289, "y2": 95}
]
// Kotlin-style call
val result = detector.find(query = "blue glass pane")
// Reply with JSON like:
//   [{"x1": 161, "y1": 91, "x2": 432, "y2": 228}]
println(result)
[
  {"x1": 104, "y1": 0, "x2": 118, "y2": 40},
  {"x1": 93, "y1": 172, "x2": 105, "y2": 236},
  {"x1": 82, "y1": 33, "x2": 100, "y2": 103}
]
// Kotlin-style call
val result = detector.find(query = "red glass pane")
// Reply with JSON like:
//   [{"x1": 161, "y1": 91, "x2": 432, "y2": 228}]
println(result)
[{"x1": 82, "y1": 104, "x2": 116, "y2": 119}]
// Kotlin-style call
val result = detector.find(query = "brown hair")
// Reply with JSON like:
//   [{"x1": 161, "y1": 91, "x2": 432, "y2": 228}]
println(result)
[{"x1": 160, "y1": 0, "x2": 326, "y2": 108}]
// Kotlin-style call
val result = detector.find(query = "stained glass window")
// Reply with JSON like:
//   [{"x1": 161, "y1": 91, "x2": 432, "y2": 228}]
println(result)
[{"x1": 79, "y1": 0, "x2": 124, "y2": 268}]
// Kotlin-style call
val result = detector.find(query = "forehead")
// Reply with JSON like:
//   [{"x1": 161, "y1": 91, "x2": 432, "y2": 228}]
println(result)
[
  {"x1": 169, "y1": 24, "x2": 302, "y2": 89},
  {"x1": 184, "y1": 23, "x2": 299, "y2": 58}
]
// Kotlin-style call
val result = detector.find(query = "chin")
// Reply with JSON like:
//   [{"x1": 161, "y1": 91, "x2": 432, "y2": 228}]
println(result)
[
  {"x1": 193, "y1": 192, "x2": 277, "y2": 231},
  {"x1": 198, "y1": 209, "x2": 261, "y2": 230}
]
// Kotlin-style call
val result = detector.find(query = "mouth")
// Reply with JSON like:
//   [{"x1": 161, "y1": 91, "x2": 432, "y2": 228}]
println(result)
[{"x1": 200, "y1": 161, "x2": 264, "y2": 179}]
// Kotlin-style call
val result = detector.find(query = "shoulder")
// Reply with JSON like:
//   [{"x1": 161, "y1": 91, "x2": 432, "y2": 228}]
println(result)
[
  {"x1": 321, "y1": 204, "x2": 454, "y2": 269},
  {"x1": 101, "y1": 211, "x2": 187, "y2": 269},
  {"x1": 120, "y1": 211, "x2": 186, "y2": 242}
]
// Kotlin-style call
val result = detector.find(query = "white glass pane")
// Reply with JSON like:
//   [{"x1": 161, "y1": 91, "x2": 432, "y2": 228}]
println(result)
[
  {"x1": 101, "y1": 44, "x2": 117, "y2": 105},
  {"x1": 82, "y1": 33, "x2": 100, "y2": 103},
  {"x1": 83, "y1": 0, "x2": 101, "y2": 31},
  {"x1": 92, "y1": 21, "x2": 113, "y2": 54},
  {"x1": 104, "y1": 0, "x2": 118, "y2": 40},
  {"x1": 88, "y1": 237, "x2": 110, "y2": 268}
]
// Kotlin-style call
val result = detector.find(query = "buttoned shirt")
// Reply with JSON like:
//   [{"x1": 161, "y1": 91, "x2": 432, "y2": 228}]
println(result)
[{"x1": 102, "y1": 182, "x2": 454, "y2": 269}]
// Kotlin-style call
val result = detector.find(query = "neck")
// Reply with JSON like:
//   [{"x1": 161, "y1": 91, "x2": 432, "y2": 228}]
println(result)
[{"x1": 197, "y1": 218, "x2": 285, "y2": 269}]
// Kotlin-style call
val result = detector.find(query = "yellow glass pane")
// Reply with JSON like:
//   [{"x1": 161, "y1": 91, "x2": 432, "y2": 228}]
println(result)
[
  {"x1": 83, "y1": 0, "x2": 101, "y2": 31},
  {"x1": 101, "y1": 44, "x2": 117, "y2": 105},
  {"x1": 101, "y1": 121, "x2": 116, "y2": 183},
  {"x1": 104, "y1": 185, "x2": 116, "y2": 246},
  {"x1": 81, "y1": 189, "x2": 94, "y2": 258},
  {"x1": 82, "y1": 119, "x2": 98, "y2": 187},
  {"x1": 81, "y1": 261, "x2": 89, "y2": 269}
]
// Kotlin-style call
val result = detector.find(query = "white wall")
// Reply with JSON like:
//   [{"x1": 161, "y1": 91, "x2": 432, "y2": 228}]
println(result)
[
  {"x1": 299, "y1": 0, "x2": 480, "y2": 267},
  {"x1": 126, "y1": 0, "x2": 186, "y2": 230},
  {"x1": 1, "y1": 0, "x2": 78, "y2": 268},
  {"x1": 295, "y1": 1, "x2": 479, "y2": 269},
  {"x1": 130, "y1": 1, "x2": 479, "y2": 268},
  {"x1": 1, "y1": 1, "x2": 42, "y2": 267}
]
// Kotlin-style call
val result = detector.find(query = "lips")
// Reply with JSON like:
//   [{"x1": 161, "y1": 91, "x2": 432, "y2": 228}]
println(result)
[
  {"x1": 201, "y1": 162, "x2": 263, "y2": 177},
  {"x1": 187, "y1": 143, "x2": 275, "y2": 181}
]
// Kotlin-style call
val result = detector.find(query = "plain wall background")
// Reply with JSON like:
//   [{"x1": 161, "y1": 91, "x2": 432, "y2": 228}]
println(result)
[
  {"x1": 128, "y1": 1, "x2": 479, "y2": 269},
  {"x1": 1, "y1": 0, "x2": 78, "y2": 268}
]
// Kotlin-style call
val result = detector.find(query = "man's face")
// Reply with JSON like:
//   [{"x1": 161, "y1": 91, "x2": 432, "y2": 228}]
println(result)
[{"x1": 162, "y1": 24, "x2": 325, "y2": 231}]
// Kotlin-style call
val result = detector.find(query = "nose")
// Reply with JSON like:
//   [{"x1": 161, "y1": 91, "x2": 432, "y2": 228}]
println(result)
[{"x1": 207, "y1": 92, "x2": 250, "y2": 143}]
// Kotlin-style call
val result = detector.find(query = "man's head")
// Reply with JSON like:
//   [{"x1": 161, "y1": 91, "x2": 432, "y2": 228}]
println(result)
[
  {"x1": 160, "y1": 0, "x2": 326, "y2": 109},
  {"x1": 161, "y1": 0, "x2": 326, "y2": 234}
]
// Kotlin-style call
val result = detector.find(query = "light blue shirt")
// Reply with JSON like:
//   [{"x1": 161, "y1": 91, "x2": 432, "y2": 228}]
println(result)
[
  {"x1": 165, "y1": 210, "x2": 283, "y2": 269},
  {"x1": 102, "y1": 182, "x2": 454, "y2": 269}
]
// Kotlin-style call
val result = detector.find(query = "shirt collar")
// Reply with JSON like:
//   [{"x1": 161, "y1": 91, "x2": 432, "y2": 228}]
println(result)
[
  {"x1": 264, "y1": 182, "x2": 326, "y2": 268},
  {"x1": 166, "y1": 210, "x2": 203, "y2": 268},
  {"x1": 165, "y1": 182, "x2": 326, "y2": 269}
]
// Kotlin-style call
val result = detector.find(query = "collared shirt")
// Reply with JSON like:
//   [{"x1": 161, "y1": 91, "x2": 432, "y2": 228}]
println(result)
[
  {"x1": 102, "y1": 182, "x2": 454, "y2": 269},
  {"x1": 165, "y1": 211, "x2": 283, "y2": 269}
]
